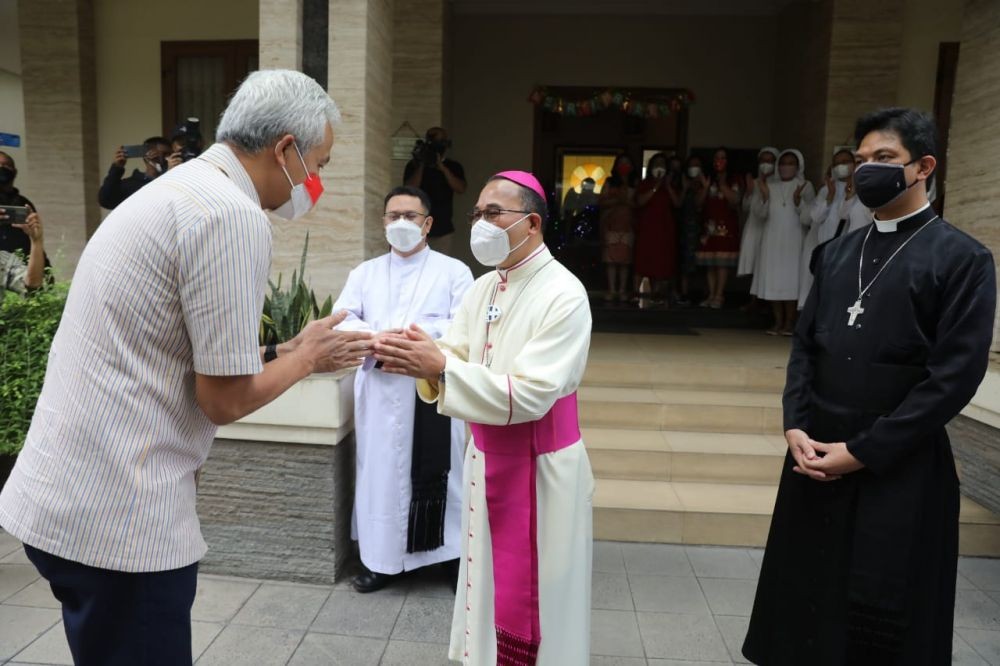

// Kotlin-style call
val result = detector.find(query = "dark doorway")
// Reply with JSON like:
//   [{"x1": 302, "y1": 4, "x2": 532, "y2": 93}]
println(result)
[
  {"x1": 933, "y1": 41, "x2": 960, "y2": 215},
  {"x1": 532, "y1": 86, "x2": 690, "y2": 291},
  {"x1": 160, "y1": 40, "x2": 259, "y2": 142}
]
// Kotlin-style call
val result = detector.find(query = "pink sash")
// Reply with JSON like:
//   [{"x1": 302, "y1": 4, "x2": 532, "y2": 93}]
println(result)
[{"x1": 468, "y1": 393, "x2": 581, "y2": 666}]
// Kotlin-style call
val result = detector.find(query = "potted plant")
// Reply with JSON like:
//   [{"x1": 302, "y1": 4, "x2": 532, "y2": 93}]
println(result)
[
  {"x1": 216, "y1": 232, "x2": 356, "y2": 445},
  {"x1": 259, "y1": 231, "x2": 333, "y2": 346},
  {"x1": 202, "y1": 233, "x2": 359, "y2": 583},
  {"x1": 0, "y1": 283, "x2": 69, "y2": 489}
]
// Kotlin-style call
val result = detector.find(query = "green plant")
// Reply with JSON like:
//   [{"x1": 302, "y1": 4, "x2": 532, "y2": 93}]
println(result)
[
  {"x1": 0, "y1": 283, "x2": 69, "y2": 455},
  {"x1": 259, "y1": 231, "x2": 332, "y2": 345}
]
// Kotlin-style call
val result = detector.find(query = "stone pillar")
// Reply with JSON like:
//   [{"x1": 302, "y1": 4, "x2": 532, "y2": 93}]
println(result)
[
  {"x1": 770, "y1": 0, "x2": 833, "y2": 184},
  {"x1": 18, "y1": 0, "x2": 99, "y2": 277},
  {"x1": 326, "y1": 0, "x2": 394, "y2": 277},
  {"x1": 821, "y1": 0, "x2": 906, "y2": 171},
  {"x1": 266, "y1": 0, "x2": 394, "y2": 302},
  {"x1": 259, "y1": 0, "x2": 303, "y2": 70},
  {"x1": 390, "y1": 0, "x2": 446, "y2": 186},
  {"x1": 944, "y1": 0, "x2": 1000, "y2": 349}
]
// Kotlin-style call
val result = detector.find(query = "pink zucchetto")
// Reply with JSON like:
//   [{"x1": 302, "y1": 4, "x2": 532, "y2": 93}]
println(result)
[{"x1": 493, "y1": 170, "x2": 546, "y2": 202}]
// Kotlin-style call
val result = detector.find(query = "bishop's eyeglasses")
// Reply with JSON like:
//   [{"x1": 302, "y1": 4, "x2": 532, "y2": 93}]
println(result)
[{"x1": 466, "y1": 206, "x2": 531, "y2": 225}]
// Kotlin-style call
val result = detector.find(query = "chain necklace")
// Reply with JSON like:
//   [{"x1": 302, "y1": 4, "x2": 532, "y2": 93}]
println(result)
[
  {"x1": 385, "y1": 246, "x2": 431, "y2": 329},
  {"x1": 845, "y1": 215, "x2": 939, "y2": 326}
]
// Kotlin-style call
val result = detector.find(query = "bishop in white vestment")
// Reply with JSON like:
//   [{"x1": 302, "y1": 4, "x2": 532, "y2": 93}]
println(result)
[
  {"x1": 374, "y1": 171, "x2": 594, "y2": 665},
  {"x1": 334, "y1": 186, "x2": 473, "y2": 591}
]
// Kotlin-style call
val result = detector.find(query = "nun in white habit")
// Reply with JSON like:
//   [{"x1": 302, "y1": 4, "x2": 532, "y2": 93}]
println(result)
[
  {"x1": 798, "y1": 147, "x2": 855, "y2": 308},
  {"x1": 739, "y1": 147, "x2": 780, "y2": 284},
  {"x1": 753, "y1": 148, "x2": 814, "y2": 335}
]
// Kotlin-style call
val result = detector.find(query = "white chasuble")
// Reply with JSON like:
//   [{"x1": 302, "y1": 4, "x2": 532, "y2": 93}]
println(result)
[
  {"x1": 334, "y1": 247, "x2": 473, "y2": 574},
  {"x1": 416, "y1": 245, "x2": 594, "y2": 666}
]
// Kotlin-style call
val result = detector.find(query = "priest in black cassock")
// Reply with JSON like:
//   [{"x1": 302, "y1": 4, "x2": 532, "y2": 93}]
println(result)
[{"x1": 743, "y1": 107, "x2": 996, "y2": 666}]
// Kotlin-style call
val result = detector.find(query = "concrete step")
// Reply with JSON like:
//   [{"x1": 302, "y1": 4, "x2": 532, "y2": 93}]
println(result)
[
  {"x1": 583, "y1": 428, "x2": 784, "y2": 485},
  {"x1": 578, "y1": 386, "x2": 784, "y2": 434},
  {"x1": 593, "y1": 478, "x2": 1000, "y2": 557},
  {"x1": 584, "y1": 360, "x2": 786, "y2": 392}
]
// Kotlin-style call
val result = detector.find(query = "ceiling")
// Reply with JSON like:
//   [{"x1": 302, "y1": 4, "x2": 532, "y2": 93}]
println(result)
[{"x1": 449, "y1": 0, "x2": 817, "y2": 16}]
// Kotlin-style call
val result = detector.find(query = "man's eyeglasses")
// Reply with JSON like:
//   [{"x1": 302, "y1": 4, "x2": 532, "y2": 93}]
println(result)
[
  {"x1": 383, "y1": 211, "x2": 428, "y2": 223},
  {"x1": 467, "y1": 206, "x2": 531, "y2": 225}
]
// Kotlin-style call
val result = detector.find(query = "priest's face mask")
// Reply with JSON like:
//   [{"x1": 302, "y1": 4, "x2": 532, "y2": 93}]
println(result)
[
  {"x1": 383, "y1": 193, "x2": 432, "y2": 253},
  {"x1": 855, "y1": 130, "x2": 936, "y2": 210}
]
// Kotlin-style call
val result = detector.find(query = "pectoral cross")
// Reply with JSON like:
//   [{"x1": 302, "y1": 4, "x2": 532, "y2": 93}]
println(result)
[{"x1": 846, "y1": 299, "x2": 865, "y2": 326}]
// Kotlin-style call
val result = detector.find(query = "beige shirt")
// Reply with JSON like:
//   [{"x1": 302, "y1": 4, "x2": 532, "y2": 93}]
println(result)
[{"x1": 0, "y1": 143, "x2": 271, "y2": 572}]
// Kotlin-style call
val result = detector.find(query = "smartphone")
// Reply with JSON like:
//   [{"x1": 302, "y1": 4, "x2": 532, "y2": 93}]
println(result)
[
  {"x1": 122, "y1": 144, "x2": 147, "y2": 159},
  {"x1": 0, "y1": 205, "x2": 29, "y2": 224}
]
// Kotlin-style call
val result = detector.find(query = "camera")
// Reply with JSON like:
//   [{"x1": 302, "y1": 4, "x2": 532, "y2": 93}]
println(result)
[
  {"x1": 411, "y1": 138, "x2": 449, "y2": 167},
  {"x1": 175, "y1": 117, "x2": 202, "y2": 162}
]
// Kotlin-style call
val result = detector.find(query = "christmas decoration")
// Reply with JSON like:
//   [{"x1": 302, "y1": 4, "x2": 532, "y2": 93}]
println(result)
[{"x1": 527, "y1": 87, "x2": 695, "y2": 119}]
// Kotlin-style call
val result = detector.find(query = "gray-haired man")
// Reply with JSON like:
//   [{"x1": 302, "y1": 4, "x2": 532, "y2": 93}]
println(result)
[{"x1": 0, "y1": 70, "x2": 372, "y2": 665}]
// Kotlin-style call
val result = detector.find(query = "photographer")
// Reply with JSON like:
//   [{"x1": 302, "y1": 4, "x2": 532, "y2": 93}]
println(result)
[
  {"x1": 0, "y1": 151, "x2": 51, "y2": 274},
  {"x1": 169, "y1": 118, "x2": 204, "y2": 165},
  {"x1": 0, "y1": 204, "x2": 45, "y2": 294},
  {"x1": 403, "y1": 127, "x2": 466, "y2": 256},
  {"x1": 98, "y1": 137, "x2": 173, "y2": 210}
]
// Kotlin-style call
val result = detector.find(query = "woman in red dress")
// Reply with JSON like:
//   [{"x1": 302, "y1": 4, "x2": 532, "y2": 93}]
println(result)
[
  {"x1": 634, "y1": 152, "x2": 680, "y2": 304},
  {"x1": 696, "y1": 147, "x2": 743, "y2": 308}
]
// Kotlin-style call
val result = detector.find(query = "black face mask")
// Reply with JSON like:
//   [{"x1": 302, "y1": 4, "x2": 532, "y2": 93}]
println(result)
[
  {"x1": 853, "y1": 159, "x2": 922, "y2": 209},
  {"x1": 0, "y1": 167, "x2": 14, "y2": 187}
]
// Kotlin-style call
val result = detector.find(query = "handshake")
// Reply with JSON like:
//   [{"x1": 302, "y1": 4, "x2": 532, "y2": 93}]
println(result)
[{"x1": 288, "y1": 313, "x2": 446, "y2": 381}]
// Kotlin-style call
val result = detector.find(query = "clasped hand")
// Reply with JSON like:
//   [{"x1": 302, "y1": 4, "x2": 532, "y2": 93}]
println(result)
[
  {"x1": 372, "y1": 324, "x2": 446, "y2": 381},
  {"x1": 785, "y1": 429, "x2": 864, "y2": 481}
]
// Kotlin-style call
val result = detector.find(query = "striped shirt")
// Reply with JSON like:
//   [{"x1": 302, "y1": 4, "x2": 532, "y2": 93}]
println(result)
[{"x1": 0, "y1": 143, "x2": 271, "y2": 572}]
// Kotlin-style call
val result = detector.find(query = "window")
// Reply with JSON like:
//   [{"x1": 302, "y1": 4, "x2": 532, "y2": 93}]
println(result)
[{"x1": 161, "y1": 40, "x2": 259, "y2": 141}]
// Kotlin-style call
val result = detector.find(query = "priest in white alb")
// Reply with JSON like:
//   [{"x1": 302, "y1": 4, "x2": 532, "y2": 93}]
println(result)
[
  {"x1": 333, "y1": 185, "x2": 473, "y2": 593},
  {"x1": 373, "y1": 171, "x2": 594, "y2": 665}
]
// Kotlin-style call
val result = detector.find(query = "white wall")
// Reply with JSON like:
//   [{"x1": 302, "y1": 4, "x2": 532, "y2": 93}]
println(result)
[
  {"x1": 93, "y1": 0, "x2": 259, "y2": 179},
  {"x1": 0, "y1": 0, "x2": 28, "y2": 182}
]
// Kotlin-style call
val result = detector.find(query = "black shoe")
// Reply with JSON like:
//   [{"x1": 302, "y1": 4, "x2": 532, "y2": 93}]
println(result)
[{"x1": 352, "y1": 567, "x2": 398, "y2": 593}]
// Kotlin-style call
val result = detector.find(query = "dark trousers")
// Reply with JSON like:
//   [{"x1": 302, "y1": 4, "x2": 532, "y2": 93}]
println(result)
[{"x1": 24, "y1": 544, "x2": 198, "y2": 666}]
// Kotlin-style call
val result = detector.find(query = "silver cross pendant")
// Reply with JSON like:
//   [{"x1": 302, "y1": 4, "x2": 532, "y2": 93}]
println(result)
[{"x1": 846, "y1": 299, "x2": 865, "y2": 326}]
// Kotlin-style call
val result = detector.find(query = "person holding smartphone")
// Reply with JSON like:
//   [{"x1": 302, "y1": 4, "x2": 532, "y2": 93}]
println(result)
[
  {"x1": 0, "y1": 151, "x2": 50, "y2": 274},
  {"x1": 0, "y1": 202, "x2": 45, "y2": 294},
  {"x1": 98, "y1": 136, "x2": 173, "y2": 210}
]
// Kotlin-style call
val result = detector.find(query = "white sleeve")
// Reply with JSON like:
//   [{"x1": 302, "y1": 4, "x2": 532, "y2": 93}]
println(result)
[
  {"x1": 751, "y1": 190, "x2": 770, "y2": 220},
  {"x1": 414, "y1": 263, "x2": 474, "y2": 340},
  {"x1": 433, "y1": 291, "x2": 592, "y2": 426},
  {"x1": 331, "y1": 265, "x2": 375, "y2": 332},
  {"x1": 810, "y1": 186, "x2": 832, "y2": 226}
]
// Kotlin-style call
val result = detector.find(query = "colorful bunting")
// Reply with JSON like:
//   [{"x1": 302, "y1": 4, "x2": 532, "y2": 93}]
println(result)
[{"x1": 527, "y1": 87, "x2": 695, "y2": 119}]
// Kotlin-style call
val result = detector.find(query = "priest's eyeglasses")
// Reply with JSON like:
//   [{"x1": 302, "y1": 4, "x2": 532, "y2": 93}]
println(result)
[
  {"x1": 382, "y1": 211, "x2": 428, "y2": 223},
  {"x1": 467, "y1": 206, "x2": 531, "y2": 225}
]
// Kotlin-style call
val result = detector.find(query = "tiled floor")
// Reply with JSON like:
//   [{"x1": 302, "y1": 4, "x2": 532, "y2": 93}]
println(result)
[{"x1": 1, "y1": 532, "x2": 998, "y2": 665}]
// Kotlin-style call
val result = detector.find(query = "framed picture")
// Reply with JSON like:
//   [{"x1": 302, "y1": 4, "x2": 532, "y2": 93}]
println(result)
[{"x1": 554, "y1": 147, "x2": 620, "y2": 216}]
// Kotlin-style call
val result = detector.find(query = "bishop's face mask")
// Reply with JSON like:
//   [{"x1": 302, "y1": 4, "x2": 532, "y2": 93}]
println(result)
[
  {"x1": 0, "y1": 166, "x2": 15, "y2": 187},
  {"x1": 853, "y1": 159, "x2": 921, "y2": 209},
  {"x1": 272, "y1": 141, "x2": 324, "y2": 220},
  {"x1": 470, "y1": 214, "x2": 530, "y2": 267}
]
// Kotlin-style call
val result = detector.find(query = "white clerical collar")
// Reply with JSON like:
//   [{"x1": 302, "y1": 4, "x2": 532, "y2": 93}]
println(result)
[
  {"x1": 873, "y1": 202, "x2": 931, "y2": 233},
  {"x1": 390, "y1": 244, "x2": 430, "y2": 265}
]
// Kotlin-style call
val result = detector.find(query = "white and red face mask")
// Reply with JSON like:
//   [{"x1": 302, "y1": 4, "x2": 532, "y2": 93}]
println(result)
[{"x1": 273, "y1": 141, "x2": 323, "y2": 220}]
